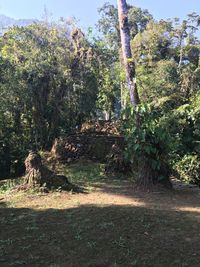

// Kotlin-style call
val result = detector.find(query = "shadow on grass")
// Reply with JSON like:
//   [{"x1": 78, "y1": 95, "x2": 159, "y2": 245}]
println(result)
[
  {"x1": 1, "y1": 203, "x2": 200, "y2": 267},
  {"x1": 55, "y1": 160, "x2": 200, "y2": 211},
  {"x1": 79, "y1": 177, "x2": 200, "y2": 212}
]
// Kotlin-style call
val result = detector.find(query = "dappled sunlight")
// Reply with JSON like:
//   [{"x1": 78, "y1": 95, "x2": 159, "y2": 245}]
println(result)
[
  {"x1": 2, "y1": 190, "x2": 146, "y2": 210},
  {"x1": 2, "y1": 181, "x2": 200, "y2": 214},
  {"x1": 176, "y1": 206, "x2": 200, "y2": 213},
  {"x1": 0, "y1": 0, "x2": 199, "y2": 265},
  {"x1": 1, "y1": 177, "x2": 200, "y2": 266}
]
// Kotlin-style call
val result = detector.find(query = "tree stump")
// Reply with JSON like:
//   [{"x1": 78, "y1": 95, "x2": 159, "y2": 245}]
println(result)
[
  {"x1": 24, "y1": 152, "x2": 43, "y2": 186},
  {"x1": 23, "y1": 151, "x2": 76, "y2": 191}
]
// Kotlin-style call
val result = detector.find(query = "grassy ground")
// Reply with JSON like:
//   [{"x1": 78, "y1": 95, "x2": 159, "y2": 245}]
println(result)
[{"x1": 0, "y1": 161, "x2": 200, "y2": 267}]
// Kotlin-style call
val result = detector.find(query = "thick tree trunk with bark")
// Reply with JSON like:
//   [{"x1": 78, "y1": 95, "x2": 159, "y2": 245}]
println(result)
[
  {"x1": 137, "y1": 155, "x2": 172, "y2": 189},
  {"x1": 117, "y1": 0, "x2": 140, "y2": 106}
]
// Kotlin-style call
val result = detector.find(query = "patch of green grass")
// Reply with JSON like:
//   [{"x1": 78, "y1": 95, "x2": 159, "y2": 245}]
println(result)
[
  {"x1": 74, "y1": 229, "x2": 83, "y2": 241},
  {"x1": 0, "y1": 178, "x2": 22, "y2": 193},
  {"x1": 98, "y1": 221, "x2": 114, "y2": 229},
  {"x1": 9, "y1": 260, "x2": 26, "y2": 266},
  {"x1": 0, "y1": 238, "x2": 14, "y2": 246},
  {"x1": 25, "y1": 226, "x2": 39, "y2": 231},
  {"x1": 56, "y1": 160, "x2": 106, "y2": 184},
  {"x1": 112, "y1": 236, "x2": 127, "y2": 248},
  {"x1": 21, "y1": 244, "x2": 32, "y2": 251},
  {"x1": 87, "y1": 241, "x2": 97, "y2": 248},
  {"x1": 111, "y1": 263, "x2": 120, "y2": 267}
]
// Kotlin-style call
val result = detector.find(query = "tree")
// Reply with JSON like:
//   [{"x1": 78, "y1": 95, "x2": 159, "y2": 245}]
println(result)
[
  {"x1": 118, "y1": 0, "x2": 173, "y2": 188},
  {"x1": 117, "y1": 0, "x2": 140, "y2": 106},
  {"x1": 98, "y1": 2, "x2": 152, "y2": 111},
  {"x1": 0, "y1": 22, "x2": 99, "y2": 177},
  {"x1": 97, "y1": 2, "x2": 152, "y2": 49}
]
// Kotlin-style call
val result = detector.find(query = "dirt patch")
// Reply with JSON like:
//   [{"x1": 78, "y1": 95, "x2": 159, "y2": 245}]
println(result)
[{"x1": 1, "y1": 176, "x2": 200, "y2": 267}]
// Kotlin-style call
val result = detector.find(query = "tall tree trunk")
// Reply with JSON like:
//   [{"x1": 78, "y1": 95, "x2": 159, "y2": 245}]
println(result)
[
  {"x1": 178, "y1": 37, "x2": 183, "y2": 68},
  {"x1": 117, "y1": 0, "x2": 140, "y2": 106},
  {"x1": 117, "y1": 0, "x2": 172, "y2": 189}
]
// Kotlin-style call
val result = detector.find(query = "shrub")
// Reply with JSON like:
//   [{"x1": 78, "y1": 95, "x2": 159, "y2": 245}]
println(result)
[
  {"x1": 123, "y1": 104, "x2": 172, "y2": 186},
  {"x1": 175, "y1": 154, "x2": 200, "y2": 185}
]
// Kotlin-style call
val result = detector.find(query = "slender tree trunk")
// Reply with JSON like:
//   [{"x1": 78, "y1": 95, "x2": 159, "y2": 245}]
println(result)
[
  {"x1": 178, "y1": 37, "x2": 183, "y2": 68},
  {"x1": 117, "y1": 0, "x2": 140, "y2": 106}
]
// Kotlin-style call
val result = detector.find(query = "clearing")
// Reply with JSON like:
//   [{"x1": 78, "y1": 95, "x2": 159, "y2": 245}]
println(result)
[{"x1": 0, "y1": 161, "x2": 200, "y2": 267}]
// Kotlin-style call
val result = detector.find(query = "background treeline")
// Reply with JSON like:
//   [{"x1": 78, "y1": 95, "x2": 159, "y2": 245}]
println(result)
[{"x1": 0, "y1": 3, "x2": 199, "y2": 184}]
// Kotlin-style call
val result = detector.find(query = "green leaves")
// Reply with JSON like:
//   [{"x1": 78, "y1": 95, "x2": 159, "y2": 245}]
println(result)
[
  {"x1": 123, "y1": 103, "x2": 171, "y2": 177},
  {"x1": 0, "y1": 21, "x2": 101, "y2": 177},
  {"x1": 175, "y1": 154, "x2": 200, "y2": 185}
]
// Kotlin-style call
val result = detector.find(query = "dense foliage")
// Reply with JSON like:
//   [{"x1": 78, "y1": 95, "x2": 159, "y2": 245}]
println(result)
[{"x1": 0, "y1": 3, "x2": 199, "y2": 185}]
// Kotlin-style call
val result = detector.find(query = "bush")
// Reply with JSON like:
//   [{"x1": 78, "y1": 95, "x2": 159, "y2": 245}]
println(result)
[
  {"x1": 123, "y1": 104, "x2": 172, "y2": 186},
  {"x1": 175, "y1": 154, "x2": 200, "y2": 185}
]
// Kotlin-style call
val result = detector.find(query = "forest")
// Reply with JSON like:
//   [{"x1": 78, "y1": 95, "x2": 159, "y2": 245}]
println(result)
[{"x1": 0, "y1": 0, "x2": 200, "y2": 266}]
